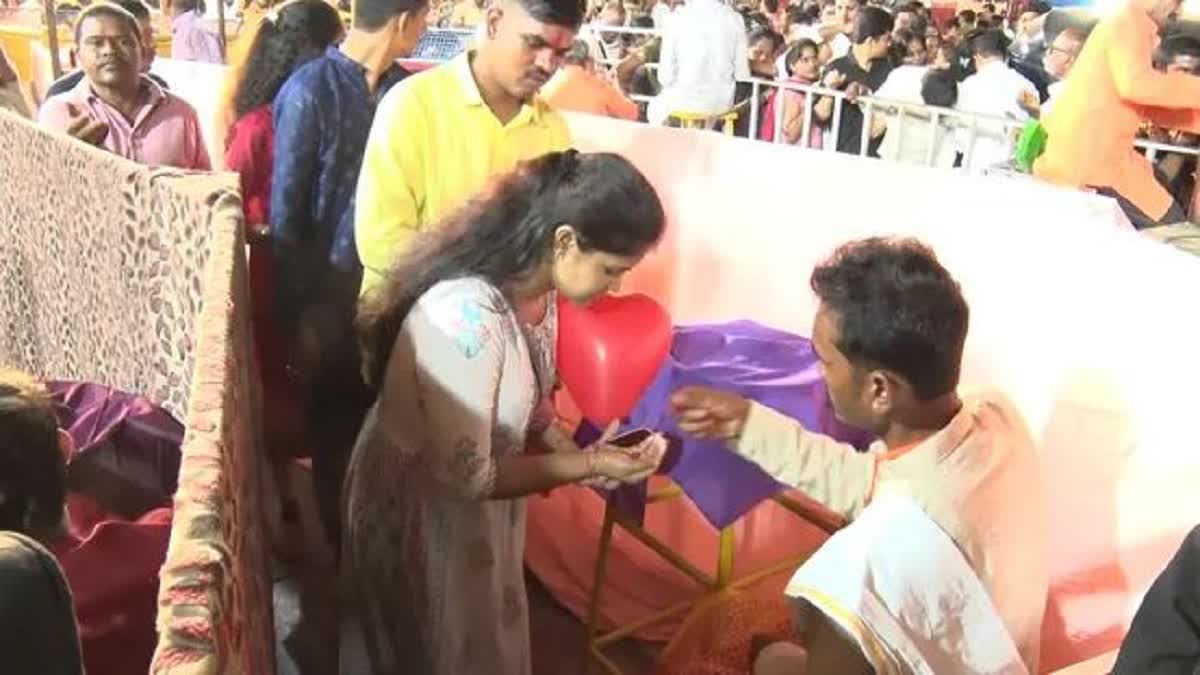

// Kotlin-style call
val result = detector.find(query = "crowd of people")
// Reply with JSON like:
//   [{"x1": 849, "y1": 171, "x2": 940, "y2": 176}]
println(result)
[
  {"x1": 420, "y1": 0, "x2": 1200, "y2": 229},
  {"x1": 2, "y1": 0, "x2": 1200, "y2": 671}
]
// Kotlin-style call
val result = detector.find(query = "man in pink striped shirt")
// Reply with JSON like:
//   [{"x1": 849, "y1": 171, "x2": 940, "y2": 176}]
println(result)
[{"x1": 38, "y1": 2, "x2": 211, "y2": 170}]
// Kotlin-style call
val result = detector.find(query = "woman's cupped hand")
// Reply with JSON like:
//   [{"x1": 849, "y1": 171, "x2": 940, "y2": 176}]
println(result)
[{"x1": 580, "y1": 421, "x2": 668, "y2": 490}]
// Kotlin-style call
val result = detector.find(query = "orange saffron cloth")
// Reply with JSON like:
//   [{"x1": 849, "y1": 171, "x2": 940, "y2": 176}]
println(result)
[{"x1": 1035, "y1": 0, "x2": 1200, "y2": 221}]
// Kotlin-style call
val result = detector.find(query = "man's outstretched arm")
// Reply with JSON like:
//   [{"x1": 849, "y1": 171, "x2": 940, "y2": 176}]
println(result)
[{"x1": 673, "y1": 386, "x2": 874, "y2": 519}]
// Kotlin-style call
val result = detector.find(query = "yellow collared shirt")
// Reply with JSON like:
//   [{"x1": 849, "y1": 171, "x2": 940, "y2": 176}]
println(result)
[{"x1": 355, "y1": 52, "x2": 572, "y2": 295}]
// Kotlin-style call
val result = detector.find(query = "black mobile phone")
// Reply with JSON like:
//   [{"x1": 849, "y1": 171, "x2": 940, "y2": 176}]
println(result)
[{"x1": 609, "y1": 428, "x2": 653, "y2": 448}]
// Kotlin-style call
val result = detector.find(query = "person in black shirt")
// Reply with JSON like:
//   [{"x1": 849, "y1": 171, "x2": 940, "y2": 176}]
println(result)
[
  {"x1": 734, "y1": 27, "x2": 784, "y2": 137},
  {"x1": 1111, "y1": 525, "x2": 1200, "y2": 675},
  {"x1": 820, "y1": 5, "x2": 893, "y2": 156},
  {"x1": 44, "y1": 0, "x2": 169, "y2": 100}
]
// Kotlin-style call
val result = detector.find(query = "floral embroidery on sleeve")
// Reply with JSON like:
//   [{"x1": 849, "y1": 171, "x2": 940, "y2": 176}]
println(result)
[
  {"x1": 446, "y1": 435, "x2": 496, "y2": 498},
  {"x1": 450, "y1": 298, "x2": 494, "y2": 359}
]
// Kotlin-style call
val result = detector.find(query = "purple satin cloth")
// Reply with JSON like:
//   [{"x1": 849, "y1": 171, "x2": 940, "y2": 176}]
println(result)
[
  {"x1": 576, "y1": 321, "x2": 873, "y2": 529},
  {"x1": 49, "y1": 381, "x2": 184, "y2": 520}
]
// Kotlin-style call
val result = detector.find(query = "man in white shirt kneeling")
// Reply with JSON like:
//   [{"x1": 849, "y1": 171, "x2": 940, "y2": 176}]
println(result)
[{"x1": 671, "y1": 237, "x2": 1048, "y2": 673}]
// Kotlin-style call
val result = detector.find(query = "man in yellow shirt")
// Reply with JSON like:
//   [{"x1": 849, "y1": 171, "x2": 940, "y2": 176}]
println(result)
[{"x1": 355, "y1": 0, "x2": 580, "y2": 295}]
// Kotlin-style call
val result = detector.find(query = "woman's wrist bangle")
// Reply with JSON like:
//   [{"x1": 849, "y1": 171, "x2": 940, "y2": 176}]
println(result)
[{"x1": 585, "y1": 451, "x2": 599, "y2": 480}]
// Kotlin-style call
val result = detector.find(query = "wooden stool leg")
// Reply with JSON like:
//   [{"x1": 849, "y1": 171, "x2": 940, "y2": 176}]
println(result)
[
  {"x1": 716, "y1": 525, "x2": 735, "y2": 588},
  {"x1": 585, "y1": 501, "x2": 617, "y2": 667}
]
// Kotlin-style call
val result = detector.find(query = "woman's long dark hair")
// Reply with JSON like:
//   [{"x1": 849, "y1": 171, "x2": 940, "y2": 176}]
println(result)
[
  {"x1": 357, "y1": 150, "x2": 666, "y2": 391},
  {"x1": 230, "y1": 0, "x2": 343, "y2": 119}
]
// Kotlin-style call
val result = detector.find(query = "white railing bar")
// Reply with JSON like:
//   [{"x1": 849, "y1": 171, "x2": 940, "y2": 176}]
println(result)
[
  {"x1": 860, "y1": 98, "x2": 873, "y2": 157},
  {"x1": 925, "y1": 109, "x2": 939, "y2": 166},
  {"x1": 962, "y1": 117, "x2": 978, "y2": 168},
  {"x1": 736, "y1": 76, "x2": 1023, "y2": 132},
  {"x1": 595, "y1": 58, "x2": 658, "y2": 70},
  {"x1": 1136, "y1": 139, "x2": 1200, "y2": 157},
  {"x1": 799, "y1": 93, "x2": 814, "y2": 148},
  {"x1": 829, "y1": 96, "x2": 842, "y2": 154},
  {"x1": 749, "y1": 80, "x2": 760, "y2": 141},
  {"x1": 772, "y1": 85, "x2": 784, "y2": 144}
]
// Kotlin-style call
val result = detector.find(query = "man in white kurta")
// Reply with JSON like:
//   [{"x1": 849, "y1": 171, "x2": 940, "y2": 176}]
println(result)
[
  {"x1": 732, "y1": 389, "x2": 1049, "y2": 671},
  {"x1": 672, "y1": 237, "x2": 1048, "y2": 673}
]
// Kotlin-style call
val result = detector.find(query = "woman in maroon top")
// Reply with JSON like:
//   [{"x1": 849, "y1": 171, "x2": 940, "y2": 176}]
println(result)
[{"x1": 222, "y1": 0, "x2": 343, "y2": 476}]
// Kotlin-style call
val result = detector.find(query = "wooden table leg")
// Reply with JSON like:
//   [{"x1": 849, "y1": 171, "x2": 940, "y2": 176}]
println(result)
[{"x1": 585, "y1": 501, "x2": 617, "y2": 671}]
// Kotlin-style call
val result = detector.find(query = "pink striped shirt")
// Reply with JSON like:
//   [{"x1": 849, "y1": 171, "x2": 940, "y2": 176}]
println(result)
[{"x1": 38, "y1": 75, "x2": 211, "y2": 170}]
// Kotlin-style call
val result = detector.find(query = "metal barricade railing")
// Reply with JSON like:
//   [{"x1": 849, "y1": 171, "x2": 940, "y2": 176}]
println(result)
[
  {"x1": 1139, "y1": 138, "x2": 1200, "y2": 219},
  {"x1": 739, "y1": 75, "x2": 1200, "y2": 184},
  {"x1": 581, "y1": 24, "x2": 662, "y2": 66},
  {"x1": 411, "y1": 26, "x2": 476, "y2": 61},
  {"x1": 738, "y1": 75, "x2": 1027, "y2": 163},
  {"x1": 1140, "y1": 138, "x2": 1200, "y2": 164},
  {"x1": 410, "y1": 26, "x2": 662, "y2": 73}
]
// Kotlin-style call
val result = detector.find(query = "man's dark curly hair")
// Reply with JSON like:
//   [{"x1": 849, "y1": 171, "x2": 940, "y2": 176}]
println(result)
[{"x1": 810, "y1": 237, "x2": 969, "y2": 400}]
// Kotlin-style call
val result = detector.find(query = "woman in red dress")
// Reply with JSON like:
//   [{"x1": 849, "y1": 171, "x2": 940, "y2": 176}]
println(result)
[{"x1": 220, "y1": 0, "x2": 344, "y2": 535}]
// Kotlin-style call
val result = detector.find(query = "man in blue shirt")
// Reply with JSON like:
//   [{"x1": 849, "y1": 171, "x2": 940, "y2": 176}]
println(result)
[{"x1": 270, "y1": 0, "x2": 429, "y2": 549}]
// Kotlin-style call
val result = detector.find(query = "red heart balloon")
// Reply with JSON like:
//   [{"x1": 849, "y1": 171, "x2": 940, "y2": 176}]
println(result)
[{"x1": 556, "y1": 293, "x2": 672, "y2": 427}]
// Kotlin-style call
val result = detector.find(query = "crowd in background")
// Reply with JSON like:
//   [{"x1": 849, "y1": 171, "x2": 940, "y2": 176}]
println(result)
[
  {"x1": 5, "y1": 0, "x2": 1199, "y2": 193},
  {"x1": 410, "y1": 0, "x2": 1199, "y2": 209}
]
